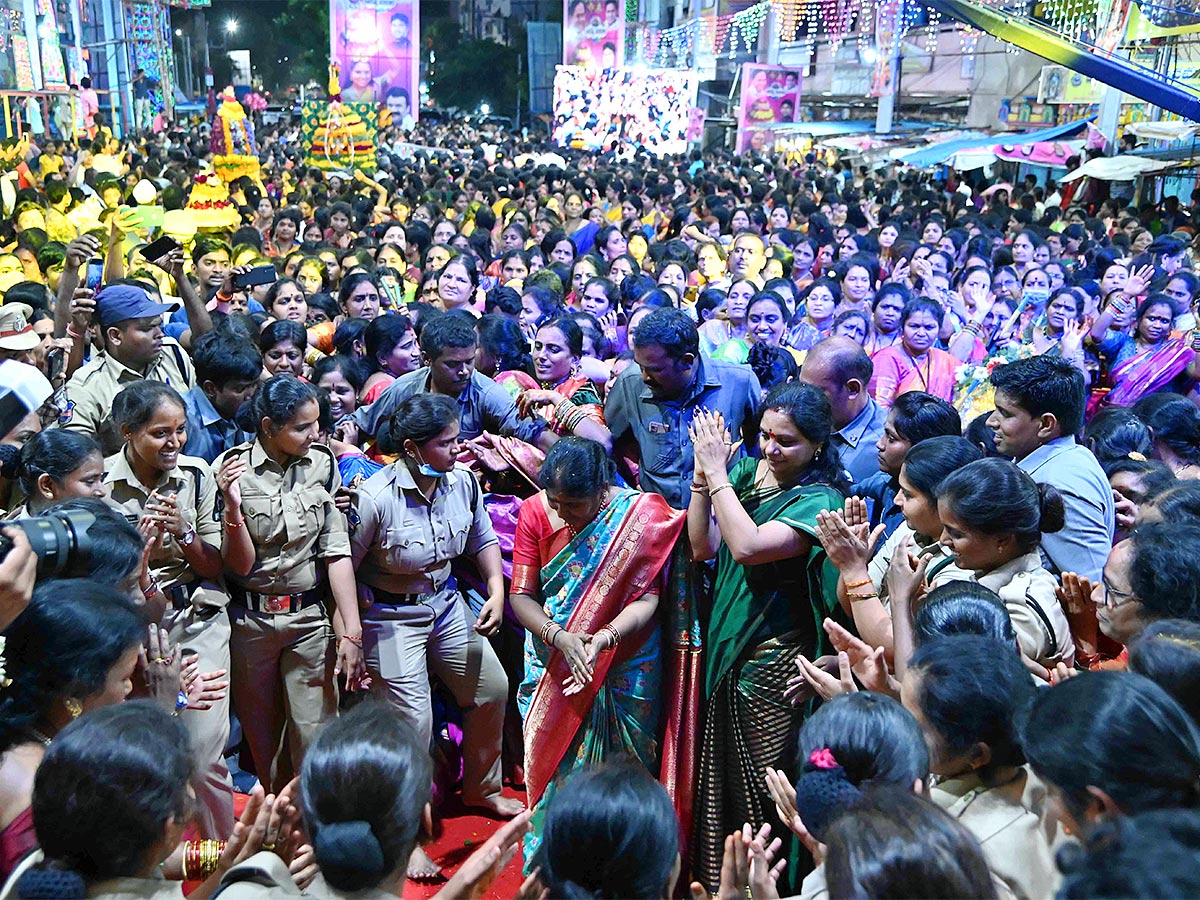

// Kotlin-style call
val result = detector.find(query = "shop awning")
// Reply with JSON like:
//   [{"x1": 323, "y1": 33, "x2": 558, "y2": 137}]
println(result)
[
  {"x1": 897, "y1": 116, "x2": 1095, "y2": 169},
  {"x1": 1060, "y1": 154, "x2": 1180, "y2": 182},
  {"x1": 1125, "y1": 121, "x2": 1200, "y2": 142}
]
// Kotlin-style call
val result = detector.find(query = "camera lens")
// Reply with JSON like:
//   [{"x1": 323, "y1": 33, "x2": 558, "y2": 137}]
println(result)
[{"x1": 0, "y1": 509, "x2": 98, "y2": 577}]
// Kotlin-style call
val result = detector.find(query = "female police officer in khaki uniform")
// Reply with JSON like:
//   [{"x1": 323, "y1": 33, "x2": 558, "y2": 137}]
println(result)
[
  {"x1": 350, "y1": 394, "x2": 521, "y2": 820},
  {"x1": 215, "y1": 374, "x2": 365, "y2": 792},
  {"x1": 105, "y1": 380, "x2": 234, "y2": 839}
]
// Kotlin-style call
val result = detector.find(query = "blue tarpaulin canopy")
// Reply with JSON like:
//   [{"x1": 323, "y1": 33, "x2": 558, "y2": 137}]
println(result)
[{"x1": 898, "y1": 116, "x2": 1095, "y2": 169}]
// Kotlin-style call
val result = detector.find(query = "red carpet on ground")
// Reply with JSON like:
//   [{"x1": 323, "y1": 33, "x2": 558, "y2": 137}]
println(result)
[
  {"x1": 406, "y1": 787, "x2": 529, "y2": 900},
  {"x1": 207, "y1": 789, "x2": 529, "y2": 899}
]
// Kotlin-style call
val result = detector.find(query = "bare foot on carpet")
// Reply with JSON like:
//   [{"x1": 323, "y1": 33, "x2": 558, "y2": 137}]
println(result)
[
  {"x1": 407, "y1": 844, "x2": 443, "y2": 881},
  {"x1": 464, "y1": 794, "x2": 527, "y2": 819}
]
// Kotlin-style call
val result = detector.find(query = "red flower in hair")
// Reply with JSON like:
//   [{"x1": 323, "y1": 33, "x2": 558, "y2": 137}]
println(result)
[{"x1": 808, "y1": 748, "x2": 838, "y2": 770}]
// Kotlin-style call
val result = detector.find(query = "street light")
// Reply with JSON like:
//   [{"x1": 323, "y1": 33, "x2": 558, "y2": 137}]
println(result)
[
  {"x1": 225, "y1": 19, "x2": 238, "y2": 34},
  {"x1": 174, "y1": 28, "x2": 182, "y2": 36}
]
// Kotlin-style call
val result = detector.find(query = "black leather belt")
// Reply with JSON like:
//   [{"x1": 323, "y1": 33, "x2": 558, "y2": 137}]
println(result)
[
  {"x1": 229, "y1": 586, "x2": 324, "y2": 614},
  {"x1": 372, "y1": 588, "x2": 428, "y2": 606},
  {"x1": 166, "y1": 579, "x2": 201, "y2": 611}
]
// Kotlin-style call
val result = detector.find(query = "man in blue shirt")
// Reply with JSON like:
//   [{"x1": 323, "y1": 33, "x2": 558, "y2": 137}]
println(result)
[
  {"x1": 989, "y1": 356, "x2": 1114, "y2": 582},
  {"x1": 182, "y1": 331, "x2": 259, "y2": 464},
  {"x1": 799, "y1": 337, "x2": 887, "y2": 486},
  {"x1": 354, "y1": 314, "x2": 552, "y2": 451},
  {"x1": 605, "y1": 308, "x2": 761, "y2": 509}
]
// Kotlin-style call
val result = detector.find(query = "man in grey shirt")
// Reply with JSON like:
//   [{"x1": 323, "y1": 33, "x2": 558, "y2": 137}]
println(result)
[
  {"x1": 605, "y1": 308, "x2": 761, "y2": 509},
  {"x1": 353, "y1": 314, "x2": 552, "y2": 450},
  {"x1": 799, "y1": 336, "x2": 886, "y2": 486},
  {"x1": 988, "y1": 356, "x2": 1114, "y2": 582}
]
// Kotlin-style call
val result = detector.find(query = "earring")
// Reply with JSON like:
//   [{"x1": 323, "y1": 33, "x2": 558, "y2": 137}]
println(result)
[{"x1": 65, "y1": 698, "x2": 82, "y2": 719}]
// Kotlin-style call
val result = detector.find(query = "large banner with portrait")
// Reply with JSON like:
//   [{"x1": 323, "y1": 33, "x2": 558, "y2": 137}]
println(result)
[
  {"x1": 563, "y1": 0, "x2": 624, "y2": 70},
  {"x1": 330, "y1": 0, "x2": 419, "y2": 129},
  {"x1": 552, "y1": 66, "x2": 696, "y2": 156},
  {"x1": 736, "y1": 64, "x2": 802, "y2": 153}
]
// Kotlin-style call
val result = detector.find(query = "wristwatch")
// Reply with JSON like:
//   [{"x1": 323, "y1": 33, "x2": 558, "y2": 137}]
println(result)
[{"x1": 179, "y1": 526, "x2": 196, "y2": 547}]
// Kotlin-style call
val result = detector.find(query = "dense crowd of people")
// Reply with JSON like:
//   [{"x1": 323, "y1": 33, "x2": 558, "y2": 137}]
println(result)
[{"x1": 1, "y1": 111, "x2": 1200, "y2": 900}]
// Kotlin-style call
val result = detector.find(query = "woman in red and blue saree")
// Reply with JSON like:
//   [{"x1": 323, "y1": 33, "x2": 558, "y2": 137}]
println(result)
[
  {"x1": 509, "y1": 436, "x2": 686, "y2": 866},
  {"x1": 1090, "y1": 292, "x2": 1200, "y2": 409},
  {"x1": 686, "y1": 382, "x2": 849, "y2": 893}
]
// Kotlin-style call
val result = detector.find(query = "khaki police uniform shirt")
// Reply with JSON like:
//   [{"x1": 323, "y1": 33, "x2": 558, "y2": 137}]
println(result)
[
  {"x1": 61, "y1": 339, "x2": 195, "y2": 455},
  {"x1": 209, "y1": 852, "x2": 303, "y2": 899},
  {"x1": 0, "y1": 852, "x2": 186, "y2": 900},
  {"x1": 2, "y1": 503, "x2": 29, "y2": 521},
  {"x1": 974, "y1": 552, "x2": 1074, "y2": 669},
  {"x1": 213, "y1": 439, "x2": 349, "y2": 596},
  {"x1": 868, "y1": 521, "x2": 972, "y2": 606},
  {"x1": 349, "y1": 462, "x2": 497, "y2": 596},
  {"x1": 931, "y1": 768, "x2": 1060, "y2": 900},
  {"x1": 794, "y1": 851, "x2": 1018, "y2": 900},
  {"x1": 213, "y1": 853, "x2": 398, "y2": 900},
  {"x1": 103, "y1": 448, "x2": 225, "y2": 605}
]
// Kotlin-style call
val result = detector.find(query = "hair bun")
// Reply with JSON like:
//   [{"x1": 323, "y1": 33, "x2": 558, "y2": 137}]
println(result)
[
  {"x1": 375, "y1": 416, "x2": 399, "y2": 456},
  {"x1": 313, "y1": 820, "x2": 386, "y2": 879},
  {"x1": 792, "y1": 748, "x2": 864, "y2": 843},
  {"x1": 16, "y1": 868, "x2": 88, "y2": 899},
  {"x1": 1036, "y1": 482, "x2": 1066, "y2": 534},
  {"x1": 0, "y1": 443, "x2": 18, "y2": 481}
]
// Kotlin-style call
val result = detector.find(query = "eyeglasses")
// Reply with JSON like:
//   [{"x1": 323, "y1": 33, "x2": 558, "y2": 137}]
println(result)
[{"x1": 1100, "y1": 575, "x2": 1137, "y2": 608}]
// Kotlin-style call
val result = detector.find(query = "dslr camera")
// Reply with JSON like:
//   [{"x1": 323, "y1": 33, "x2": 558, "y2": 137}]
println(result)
[{"x1": 0, "y1": 361, "x2": 100, "y2": 574}]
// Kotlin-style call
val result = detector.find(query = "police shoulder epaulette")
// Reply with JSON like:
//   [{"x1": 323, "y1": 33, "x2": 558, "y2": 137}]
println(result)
[{"x1": 309, "y1": 443, "x2": 338, "y2": 493}]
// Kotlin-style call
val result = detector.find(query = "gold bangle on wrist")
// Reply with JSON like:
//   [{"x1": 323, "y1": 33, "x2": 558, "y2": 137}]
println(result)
[
  {"x1": 846, "y1": 590, "x2": 880, "y2": 602},
  {"x1": 183, "y1": 840, "x2": 226, "y2": 880},
  {"x1": 540, "y1": 620, "x2": 563, "y2": 648},
  {"x1": 708, "y1": 482, "x2": 733, "y2": 498}
]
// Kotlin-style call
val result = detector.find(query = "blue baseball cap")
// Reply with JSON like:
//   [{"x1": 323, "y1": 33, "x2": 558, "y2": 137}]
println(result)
[{"x1": 96, "y1": 284, "x2": 178, "y2": 328}]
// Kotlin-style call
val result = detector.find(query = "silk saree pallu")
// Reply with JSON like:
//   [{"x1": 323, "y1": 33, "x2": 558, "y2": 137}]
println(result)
[
  {"x1": 694, "y1": 469, "x2": 844, "y2": 892},
  {"x1": 1097, "y1": 338, "x2": 1195, "y2": 409},
  {"x1": 517, "y1": 491, "x2": 685, "y2": 861}
]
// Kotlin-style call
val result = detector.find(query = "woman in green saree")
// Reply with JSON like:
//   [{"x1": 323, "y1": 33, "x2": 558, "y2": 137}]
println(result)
[
  {"x1": 509, "y1": 437, "x2": 686, "y2": 866},
  {"x1": 686, "y1": 381, "x2": 849, "y2": 891}
]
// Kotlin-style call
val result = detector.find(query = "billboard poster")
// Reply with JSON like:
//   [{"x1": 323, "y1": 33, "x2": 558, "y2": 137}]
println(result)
[
  {"x1": 736, "y1": 64, "x2": 802, "y2": 153},
  {"x1": 563, "y1": 0, "x2": 624, "y2": 70},
  {"x1": 997, "y1": 97, "x2": 1056, "y2": 127},
  {"x1": 1037, "y1": 65, "x2": 1101, "y2": 106},
  {"x1": 11, "y1": 36, "x2": 34, "y2": 91},
  {"x1": 552, "y1": 66, "x2": 697, "y2": 156},
  {"x1": 330, "y1": 0, "x2": 419, "y2": 129}
]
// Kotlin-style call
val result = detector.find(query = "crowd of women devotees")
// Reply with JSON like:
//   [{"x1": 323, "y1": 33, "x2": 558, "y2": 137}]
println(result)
[{"x1": 2, "y1": 126, "x2": 1200, "y2": 900}]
